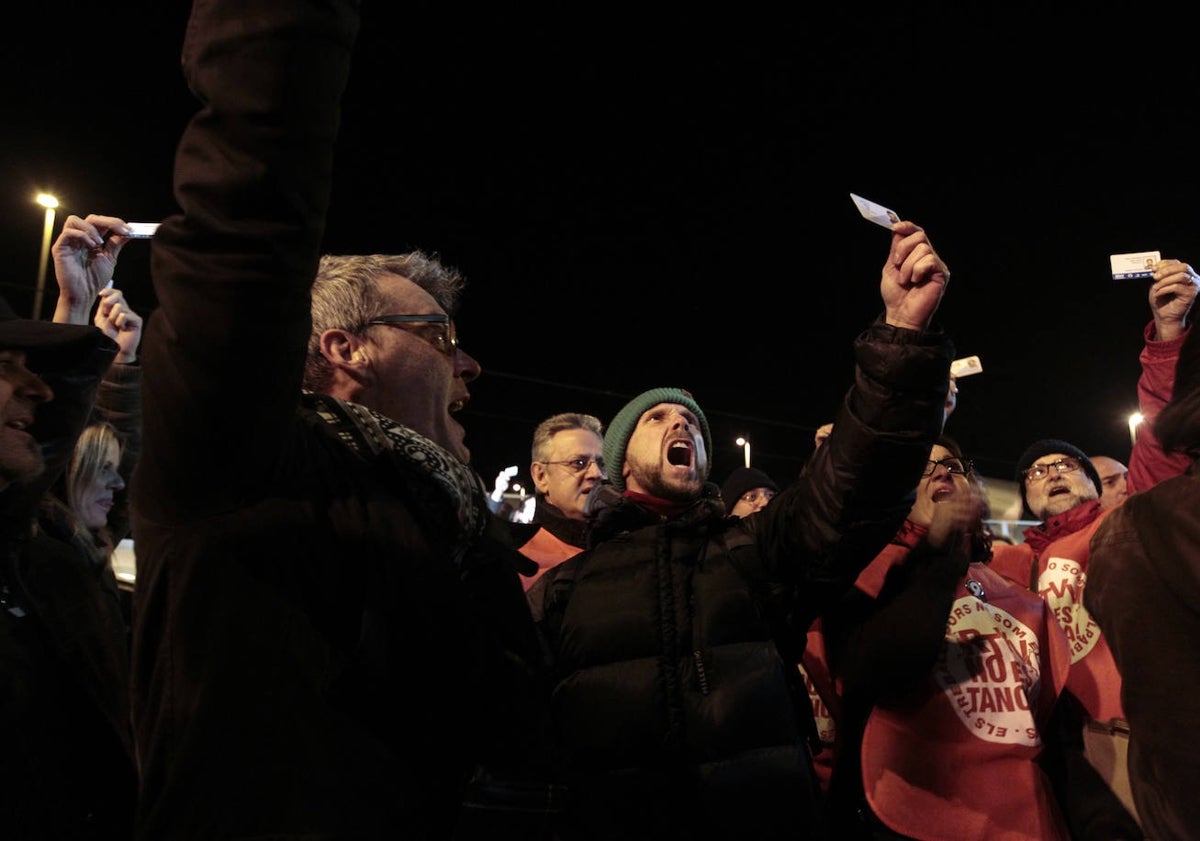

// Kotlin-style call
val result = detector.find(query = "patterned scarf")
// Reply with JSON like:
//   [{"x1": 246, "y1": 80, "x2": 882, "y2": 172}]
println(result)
[{"x1": 300, "y1": 391, "x2": 489, "y2": 567}]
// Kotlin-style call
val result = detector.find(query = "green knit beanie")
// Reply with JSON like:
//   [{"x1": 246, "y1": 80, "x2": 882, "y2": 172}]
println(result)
[{"x1": 602, "y1": 387, "x2": 712, "y2": 492}]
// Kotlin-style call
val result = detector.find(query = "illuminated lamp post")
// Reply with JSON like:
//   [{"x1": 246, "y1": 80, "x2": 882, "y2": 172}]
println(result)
[{"x1": 31, "y1": 193, "x2": 59, "y2": 319}]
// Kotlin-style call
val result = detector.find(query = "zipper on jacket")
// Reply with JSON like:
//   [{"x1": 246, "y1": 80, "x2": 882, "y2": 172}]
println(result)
[{"x1": 693, "y1": 649, "x2": 710, "y2": 695}]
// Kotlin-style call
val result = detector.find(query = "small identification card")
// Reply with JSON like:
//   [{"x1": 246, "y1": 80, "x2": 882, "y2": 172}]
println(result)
[
  {"x1": 950, "y1": 355, "x2": 983, "y2": 378},
  {"x1": 850, "y1": 193, "x2": 900, "y2": 229},
  {"x1": 1110, "y1": 250, "x2": 1160, "y2": 280}
]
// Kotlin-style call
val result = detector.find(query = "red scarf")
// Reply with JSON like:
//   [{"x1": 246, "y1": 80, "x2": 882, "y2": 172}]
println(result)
[{"x1": 623, "y1": 490, "x2": 691, "y2": 519}]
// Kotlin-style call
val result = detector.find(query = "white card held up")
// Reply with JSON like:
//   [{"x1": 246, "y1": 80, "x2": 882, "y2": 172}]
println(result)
[
  {"x1": 1110, "y1": 250, "x2": 1160, "y2": 280},
  {"x1": 850, "y1": 193, "x2": 900, "y2": 229},
  {"x1": 950, "y1": 355, "x2": 983, "y2": 378},
  {"x1": 125, "y1": 222, "x2": 160, "y2": 239}
]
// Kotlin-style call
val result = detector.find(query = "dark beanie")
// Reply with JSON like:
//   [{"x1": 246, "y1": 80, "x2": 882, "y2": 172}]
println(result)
[
  {"x1": 1014, "y1": 438, "x2": 1102, "y2": 519},
  {"x1": 602, "y1": 387, "x2": 712, "y2": 492},
  {"x1": 720, "y1": 467, "x2": 779, "y2": 511}
]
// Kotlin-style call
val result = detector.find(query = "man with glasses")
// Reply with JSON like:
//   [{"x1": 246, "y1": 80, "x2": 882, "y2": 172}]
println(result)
[
  {"x1": 129, "y1": 7, "x2": 555, "y2": 836},
  {"x1": 515, "y1": 412, "x2": 605, "y2": 594},
  {"x1": 719, "y1": 465, "x2": 779, "y2": 518},
  {"x1": 999, "y1": 433, "x2": 1180, "y2": 838}
]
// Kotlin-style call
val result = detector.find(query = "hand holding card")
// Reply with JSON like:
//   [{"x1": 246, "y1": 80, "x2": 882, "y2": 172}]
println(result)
[{"x1": 850, "y1": 193, "x2": 901, "y2": 230}]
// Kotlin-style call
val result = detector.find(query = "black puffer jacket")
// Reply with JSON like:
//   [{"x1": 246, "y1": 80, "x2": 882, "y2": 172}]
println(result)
[{"x1": 535, "y1": 319, "x2": 952, "y2": 841}]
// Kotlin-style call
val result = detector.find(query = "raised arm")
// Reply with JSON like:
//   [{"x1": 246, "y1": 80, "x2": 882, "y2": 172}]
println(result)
[
  {"x1": 1128, "y1": 258, "x2": 1198, "y2": 492},
  {"x1": 134, "y1": 2, "x2": 360, "y2": 519}
]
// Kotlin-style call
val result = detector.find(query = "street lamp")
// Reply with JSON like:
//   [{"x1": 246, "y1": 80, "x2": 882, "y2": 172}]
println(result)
[
  {"x1": 32, "y1": 193, "x2": 59, "y2": 319},
  {"x1": 735, "y1": 436, "x2": 751, "y2": 468},
  {"x1": 1128, "y1": 412, "x2": 1143, "y2": 447}
]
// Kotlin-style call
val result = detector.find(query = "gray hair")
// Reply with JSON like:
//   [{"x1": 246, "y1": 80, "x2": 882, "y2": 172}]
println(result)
[
  {"x1": 531, "y1": 412, "x2": 604, "y2": 462},
  {"x1": 303, "y1": 252, "x2": 466, "y2": 392}
]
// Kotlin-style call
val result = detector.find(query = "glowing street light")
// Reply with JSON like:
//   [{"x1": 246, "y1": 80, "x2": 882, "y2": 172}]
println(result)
[
  {"x1": 1128, "y1": 412, "x2": 1144, "y2": 447},
  {"x1": 735, "y1": 436, "x2": 751, "y2": 468},
  {"x1": 31, "y1": 193, "x2": 59, "y2": 319}
]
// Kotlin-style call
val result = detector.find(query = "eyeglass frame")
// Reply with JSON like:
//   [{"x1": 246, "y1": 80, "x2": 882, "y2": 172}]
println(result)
[
  {"x1": 539, "y1": 456, "x2": 605, "y2": 475},
  {"x1": 922, "y1": 457, "x2": 974, "y2": 477},
  {"x1": 365, "y1": 313, "x2": 459, "y2": 357},
  {"x1": 1021, "y1": 456, "x2": 1082, "y2": 483}
]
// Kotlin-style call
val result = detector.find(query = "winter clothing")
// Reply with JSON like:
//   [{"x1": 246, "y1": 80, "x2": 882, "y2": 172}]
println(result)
[
  {"x1": 0, "y1": 296, "x2": 128, "y2": 838},
  {"x1": 719, "y1": 466, "x2": 779, "y2": 512},
  {"x1": 515, "y1": 495, "x2": 588, "y2": 594},
  {"x1": 129, "y1": 5, "x2": 553, "y2": 838},
  {"x1": 820, "y1": 520, "x2": 1074, "y2": 841},
  {"x1": 1086, "y1": 460, "x2": 1200, "y2": 840},
  {"x1": 535, "y1": 318, "x2": 953, "y2": 840},
  {"x1": 601, "y1": 387, "x2": 711, "y2": 492}
]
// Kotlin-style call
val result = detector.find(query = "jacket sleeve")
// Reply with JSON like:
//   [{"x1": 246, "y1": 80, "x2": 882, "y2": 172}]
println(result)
[
  {"x1": 754, "y1": 317, "x2": 953, "y2": 608},
  {"x1": 1128, "y1": 321, "x2": 1192, "y2": 493},
  {"x1": 825, "y1": 540, "x2": 966, "y2": 705},
  {"x1": 132, "y1": 1, "x2": 360, "y2": 522}
]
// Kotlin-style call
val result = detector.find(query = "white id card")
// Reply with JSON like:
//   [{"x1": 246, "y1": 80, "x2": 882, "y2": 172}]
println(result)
[
  {"x1": 850, "y1": 193, "x2": 900, "y2": 229},
  {"x1": 1110, "y1": 250, "x2": 1160, "y2": 280}
]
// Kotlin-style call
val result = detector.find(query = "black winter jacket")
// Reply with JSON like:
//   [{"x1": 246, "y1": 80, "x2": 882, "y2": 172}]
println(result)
[{"x1": 535, "y1": 320, "x2": 953, "y2": 841}]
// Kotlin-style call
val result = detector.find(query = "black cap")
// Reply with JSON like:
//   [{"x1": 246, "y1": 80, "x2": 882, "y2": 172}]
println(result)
[
  {"x1": 720, "y1": 466, "x2": 778, "y2": 512},
  {"x1": 0, "y1": 294, "x2": 105, "y2": 370}
]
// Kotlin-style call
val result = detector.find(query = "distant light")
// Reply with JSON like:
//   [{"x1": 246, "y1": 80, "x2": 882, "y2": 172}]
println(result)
[
  {"x1": 35, "y1": 193, "x2": 59, "y2": 209},
  {"x1": 1128, "y1": 412, "x2": 1144, "y2": 446},
  {"x1": 735, "y1": 436, "x2": 751, "y2": 468}
]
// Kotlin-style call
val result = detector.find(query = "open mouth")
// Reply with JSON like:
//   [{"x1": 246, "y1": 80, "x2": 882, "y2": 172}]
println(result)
[
  {"x1": 448, "y1": 398, "x2": 467, "y2": 414},
  {"x1": 666, "y1": 439, "x2": 693, "y2": 467}
]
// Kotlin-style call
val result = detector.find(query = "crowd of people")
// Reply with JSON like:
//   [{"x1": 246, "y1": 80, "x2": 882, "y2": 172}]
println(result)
[{"x1": 2, "y1": 2, "x2": 1198, "y2": 840}]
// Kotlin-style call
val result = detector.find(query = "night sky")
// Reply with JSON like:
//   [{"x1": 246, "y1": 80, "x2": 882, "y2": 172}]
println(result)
[{"x1": 4, "y1": 4, "x2": 1197, "y2": 492}]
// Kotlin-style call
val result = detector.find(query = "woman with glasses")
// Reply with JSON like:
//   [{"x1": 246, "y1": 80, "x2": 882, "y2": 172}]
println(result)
[{"x1": 810, "y1": 436, "x2": 1077, "y2": 840}]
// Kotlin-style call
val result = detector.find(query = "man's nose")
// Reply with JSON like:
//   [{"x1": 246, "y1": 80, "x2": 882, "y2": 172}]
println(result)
[
  {"x1": 457, "y1": 347, "x2": 482, "y2": 383},
  {"x1": 18, "y1": 367, "x2": 53, "y2": 403}
]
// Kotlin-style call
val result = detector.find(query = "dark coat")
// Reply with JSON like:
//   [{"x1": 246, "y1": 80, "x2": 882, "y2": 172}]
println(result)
[
  {"x1": 129, "y1": 3, "x2": 551, "y2": 839},
  {"x1": 0, "y1": 327, "x2": 126, "y2": 839},
  {"x1": 536, "y1": 321, "x2": 952, "y2": 841}
]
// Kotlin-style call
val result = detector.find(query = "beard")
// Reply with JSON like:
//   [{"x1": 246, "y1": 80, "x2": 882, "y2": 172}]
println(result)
[
  {"x1": 0, "y1": 439, "x2": 45, "y2": 487},
  {"x1": 626, "y1": 455, "x2": 705, "y2": 503}
]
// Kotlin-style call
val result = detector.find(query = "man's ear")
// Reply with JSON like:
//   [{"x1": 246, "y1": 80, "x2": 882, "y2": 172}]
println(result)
[
  {"x1": 319, "y1": 329, "x2": 370, "y2": 380},
  {"x1": 530, "y1": 461, "x2": 550, "y2": 494}
]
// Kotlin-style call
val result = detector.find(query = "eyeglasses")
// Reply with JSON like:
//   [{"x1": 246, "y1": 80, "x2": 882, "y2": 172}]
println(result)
[
  {"x1": 1022, "y1": 457, "x2": 1081, "y2": 483},
  {"x1": 366, "y1": 314, "x2": 458, "y2": 357},
  {"x1": 739, "y1": 489, "x2": 776, "y2": 505},
  {"x1": 541, "y1": 456, "x2": 604, "y2": 475},
  {"x1": 922, "y1": 457, "x2": 973, "y2": 476}
]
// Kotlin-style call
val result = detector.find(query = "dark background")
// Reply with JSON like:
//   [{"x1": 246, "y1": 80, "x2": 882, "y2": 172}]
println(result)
[{"x1": 3, "y1": 4, "x2": 1196, "y2": 492}]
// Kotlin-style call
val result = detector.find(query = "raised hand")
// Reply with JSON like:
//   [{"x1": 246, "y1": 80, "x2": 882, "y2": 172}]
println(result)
[
  {"x1": 880, "y1": 221, "x2": 950, "y2": 331},
  {"x1": 1148, "y1": 259, "x2": 1199, "y2": 342},
  {"x1": 51, "y1": 214, "x2": 136, "y2": 324},
  {"x1": 94, "y1": 286, "x2": 144, "y2": 364}
]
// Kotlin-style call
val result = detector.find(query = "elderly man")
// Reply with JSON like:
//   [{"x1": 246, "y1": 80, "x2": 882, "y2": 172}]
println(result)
[
  {"x1": 516, "y1": 411, "x2": 605, "y2": 592},
  {"x1": 534, "y1": 216, "x2": 954, "y2": 840}
]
